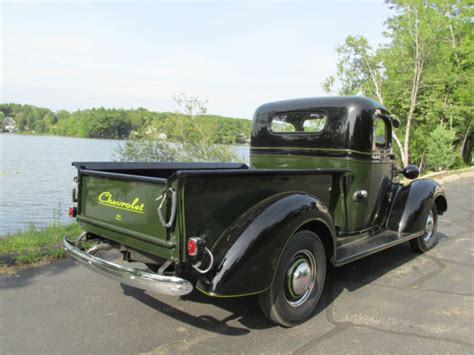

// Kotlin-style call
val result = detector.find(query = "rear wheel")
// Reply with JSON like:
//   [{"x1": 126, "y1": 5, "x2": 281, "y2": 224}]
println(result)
[
  {"x1": 258, "y1": 230, "x2": 326, "y2": 327},
  {"x1": 410, "y1": 205, "x2": 438, "y2": 253}
]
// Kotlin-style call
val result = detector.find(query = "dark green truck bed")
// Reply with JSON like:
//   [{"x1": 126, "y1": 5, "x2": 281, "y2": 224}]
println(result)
[{"x1": 72, "y1": 162, "x2": 344, "y2": 264}]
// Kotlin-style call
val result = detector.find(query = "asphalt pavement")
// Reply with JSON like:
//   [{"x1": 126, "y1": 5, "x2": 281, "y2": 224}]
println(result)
[{"x1": 1, "y1": 176, "x2": 473, "y2": 354}]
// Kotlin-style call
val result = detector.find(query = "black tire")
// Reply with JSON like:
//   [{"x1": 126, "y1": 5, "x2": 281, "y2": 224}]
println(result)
[
  {"x1": 410, "y1": 205, "x2": 438, "y2": 253},
  {"x1": 258, "y1": 230, "x2": 326, "y2": 327}
]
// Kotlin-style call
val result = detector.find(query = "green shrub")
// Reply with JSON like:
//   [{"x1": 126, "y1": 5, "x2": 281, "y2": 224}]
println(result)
[{"x1": 425, "y1": 126, "x2": 456, "y2": 171}]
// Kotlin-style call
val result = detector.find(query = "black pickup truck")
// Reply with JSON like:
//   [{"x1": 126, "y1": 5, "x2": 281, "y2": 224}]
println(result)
[{"x1": 64, "y1": 96, "x2": 447, "y2": 327}]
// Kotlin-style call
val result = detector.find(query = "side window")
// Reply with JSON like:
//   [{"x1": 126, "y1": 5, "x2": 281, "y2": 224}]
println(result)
[
  {"x1": 271, "y1": 112, "x2": 327, "y2": 134},
  {"x1": 373, "y1": 117, "x2": 388, "y2": 150}
]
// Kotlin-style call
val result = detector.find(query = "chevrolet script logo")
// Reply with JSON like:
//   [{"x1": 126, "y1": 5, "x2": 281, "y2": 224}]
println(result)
[{"x1": 98, "y1": 191, "x2": 145, "y2": 214}]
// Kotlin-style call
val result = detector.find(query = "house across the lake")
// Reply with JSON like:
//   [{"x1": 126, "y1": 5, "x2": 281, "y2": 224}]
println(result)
[{"x1": 2, "y1": 117, "x2": 16, "y2": 133}]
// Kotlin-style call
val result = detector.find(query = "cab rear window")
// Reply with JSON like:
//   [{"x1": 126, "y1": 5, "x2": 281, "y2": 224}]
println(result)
[{"x1": 270, "y1": 111, "x2": 327, "y2": 134}]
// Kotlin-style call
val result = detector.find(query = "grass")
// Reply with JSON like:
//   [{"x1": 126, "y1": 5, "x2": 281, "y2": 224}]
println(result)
[{"x1": 0, "y1": 223, "x2": 82, "y2": 266}]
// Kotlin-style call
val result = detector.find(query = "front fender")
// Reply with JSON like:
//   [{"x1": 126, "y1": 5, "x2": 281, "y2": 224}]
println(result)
[
  {"x1": 196, "y1": 192, "x2": 335, "y2": 297},
  {"x1": 387, "y1": 179, "x2": 447, "y2": 235}
]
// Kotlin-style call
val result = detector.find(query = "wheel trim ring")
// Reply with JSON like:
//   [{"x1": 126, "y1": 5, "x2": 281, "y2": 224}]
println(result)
[
  {"x1": 423, "y1": 210, "x2": 435, "y2": 245},
  {"x1": 284, "y1": 250, "x2": 317, "y2": 307}
]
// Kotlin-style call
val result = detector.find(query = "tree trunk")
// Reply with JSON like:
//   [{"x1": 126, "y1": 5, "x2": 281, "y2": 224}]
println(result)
[
  {"x1": 418, "y1": 154, "x2": 424, "y2": 172},
  {"x1": 404, "y1": 62, "x2": 422, "y2": 167},
  {"x1": 363, "y1": 55, "x2": 406, "y2": 165},
  {"x1": 460, "y1": 122, "x2": 471, "y2": 163},
  {"x1": 403, "y1": 6, "x2": 423, "y2": 167},
  {"x1": 392, "y1": 132, "x2": 405, "y2": 166}
]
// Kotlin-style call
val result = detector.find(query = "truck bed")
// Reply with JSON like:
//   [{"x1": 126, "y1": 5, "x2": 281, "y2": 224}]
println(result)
[{"x1": 73, "y1": 161, "x2": 347, "y2": 263}]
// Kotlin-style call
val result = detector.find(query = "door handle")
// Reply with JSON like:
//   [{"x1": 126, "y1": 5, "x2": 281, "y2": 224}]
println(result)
[{"x1": 352, "y1": 190, "x2": 368, "y2": 202}]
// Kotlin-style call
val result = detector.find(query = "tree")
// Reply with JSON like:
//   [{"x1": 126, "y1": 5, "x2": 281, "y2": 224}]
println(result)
[
  {"x1": 116, "y1": 139, "x2": 181, "y2": 161},
  {"x1": 324, "y1": 0, "x2": 472, "y2": 170},
  {"x1": 0, "y1": 102, "x2": 251, "y2": 143},
  {"x1": 425, "y1": 126, "x2": 456, "y2": 170},
  {"x1": 322, "y1": 35, "x2": 406, "y2": 164},
  {"x1": 14, "y1": 112, "x2": 28, "y2": 131},
  {"x1": 116, "y1": 94, "x2": 239, "y2": 162},
  {"x1": 387, "y1": 0, "x2": 473, "y2": 166},
  {"x1": 383, "y1": 0, "x2": 444, "y2": 166}
]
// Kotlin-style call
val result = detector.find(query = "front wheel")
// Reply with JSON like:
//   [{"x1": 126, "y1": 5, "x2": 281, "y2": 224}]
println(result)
[
  {"x1": 258, "y1": 230, "x2": 326, "y2": 327},
  {"x1": 410, "y1": 205, "x2": 438, "y2": 253}
]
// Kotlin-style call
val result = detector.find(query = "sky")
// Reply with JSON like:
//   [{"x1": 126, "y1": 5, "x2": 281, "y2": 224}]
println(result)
[{"x1": 1, "y1": 1, "x2": 393, "y2": 118}]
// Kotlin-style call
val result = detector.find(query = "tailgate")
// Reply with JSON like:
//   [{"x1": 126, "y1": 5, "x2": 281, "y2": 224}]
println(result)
[{"x1": 77, "y1": 170, "x2": 177, "y2": 258}]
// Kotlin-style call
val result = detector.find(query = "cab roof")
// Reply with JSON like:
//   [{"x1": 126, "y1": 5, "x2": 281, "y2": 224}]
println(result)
[
  {"x1": 254, "y1": 96, "x2": 388, "y2": 116},
  {"x1": 251, "y1": 96, "x2": 392, "y2": 153}
]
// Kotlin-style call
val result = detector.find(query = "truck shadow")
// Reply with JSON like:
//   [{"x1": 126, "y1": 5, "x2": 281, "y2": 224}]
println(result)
[{"x1": 120, "y1": 232, "x2": 448, "y2": 336}]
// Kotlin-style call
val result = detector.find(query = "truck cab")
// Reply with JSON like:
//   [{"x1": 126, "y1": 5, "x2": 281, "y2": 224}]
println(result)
[
  {"x1": 64, "y1": 96, "x2": 447, "y2": 327},
  {"x1": 251, "y1": 96, "x2": 396, "y2": 234}
]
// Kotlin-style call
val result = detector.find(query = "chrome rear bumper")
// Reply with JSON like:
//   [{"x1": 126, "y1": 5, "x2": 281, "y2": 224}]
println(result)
[{"x1": 63, "y1": 236, "x2": 193, "y2": 296}]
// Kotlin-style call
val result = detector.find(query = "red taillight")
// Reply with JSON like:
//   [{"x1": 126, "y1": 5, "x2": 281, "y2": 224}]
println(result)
[
  {"x1": 68, "y1": 206, "x2": 77, "y2": 218},
  {"x1": 187, "y1": 238, "x2": 197, "y2": 256}
]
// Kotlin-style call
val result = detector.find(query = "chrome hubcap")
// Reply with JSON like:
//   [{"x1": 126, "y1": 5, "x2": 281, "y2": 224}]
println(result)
[
  {"x1": 291, "y1": 261, "x2": 312, "y2": 296},
  {"x1": 423, "y1": 210, "x2": 435, "y2": 244},
  {"x1": 285, "y1": 250, "x2": 316, "y2": 307}
]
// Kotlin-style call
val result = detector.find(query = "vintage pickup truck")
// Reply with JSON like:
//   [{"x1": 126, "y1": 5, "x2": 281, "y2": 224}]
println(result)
[{"x1": 64, "y1": 96, "x2": 447, "y2": 327}]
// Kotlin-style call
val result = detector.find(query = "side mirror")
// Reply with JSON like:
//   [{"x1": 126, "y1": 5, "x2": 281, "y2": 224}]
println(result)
[
  {"x1": 391, "y1": 118, "x2": 400, "y2": 128},
  {"x1": 402, "y1": 165, "x2": 419, "y2": 180}
]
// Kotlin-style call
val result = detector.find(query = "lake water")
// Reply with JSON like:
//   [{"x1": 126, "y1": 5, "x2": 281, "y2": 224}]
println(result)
[{"x1": 0, "y1": 134, "x2": 249, "y2": 236}]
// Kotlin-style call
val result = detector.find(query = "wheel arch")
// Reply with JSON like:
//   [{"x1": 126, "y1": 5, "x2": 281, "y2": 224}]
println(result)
[
  {"x1": 195, "y1": 192, "x2": 336, "y2": 297},
  {"x1": 387, "y1": 178, "x2": 447, "y2": 235},
  {"x1": 296, "y1": 219, "x2": 335, "y2": 264}
]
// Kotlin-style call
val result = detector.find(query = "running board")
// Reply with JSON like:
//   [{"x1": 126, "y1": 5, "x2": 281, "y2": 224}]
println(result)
[{"x1": 335, "y1": 230, "x2": 423, "y2": 266}]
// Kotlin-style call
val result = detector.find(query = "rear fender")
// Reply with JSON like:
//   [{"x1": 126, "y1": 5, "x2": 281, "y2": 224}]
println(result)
[
  {"x1": 387, "y1": 179, "x2": 447, "y2": 235},
  {"x1": 196, "y1": 192, "x2": 335, "y2": 297}
]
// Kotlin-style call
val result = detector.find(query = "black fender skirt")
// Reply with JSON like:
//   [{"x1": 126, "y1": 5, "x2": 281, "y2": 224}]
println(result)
[{"x1": 196, "y1": 192, "x2": 335, "y2": 297}]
